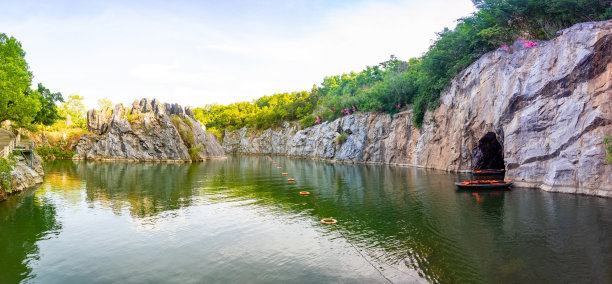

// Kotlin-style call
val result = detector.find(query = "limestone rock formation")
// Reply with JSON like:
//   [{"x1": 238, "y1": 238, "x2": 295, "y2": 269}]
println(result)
[
  {"x1": 0, "y1": 154, "x2": 44, "y2": 201},
  {"x1": 223, "y1": 20, "x2": 612, "y2": 197},
  {"x1": 75, "y1": 98, "x2": 225, "y2": 161}
]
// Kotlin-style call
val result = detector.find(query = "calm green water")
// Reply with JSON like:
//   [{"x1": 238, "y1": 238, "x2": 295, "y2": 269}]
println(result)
[{"x1": 1, "y1": 156, "x2": 611, "y2": 283}]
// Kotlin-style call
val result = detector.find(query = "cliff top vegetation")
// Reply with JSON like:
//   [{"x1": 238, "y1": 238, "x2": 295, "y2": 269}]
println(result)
[{"x1": 193, "y1": 0, "x2": 612, "y2": 138}]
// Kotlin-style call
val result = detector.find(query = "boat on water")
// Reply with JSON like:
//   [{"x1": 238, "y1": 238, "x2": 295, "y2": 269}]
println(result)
[
  {"x1": 472, "y1": 169, "x2": 505, "y2": 176},
  {"x1": 455, "y1": 180, "x2": 513, "y2": 190}
]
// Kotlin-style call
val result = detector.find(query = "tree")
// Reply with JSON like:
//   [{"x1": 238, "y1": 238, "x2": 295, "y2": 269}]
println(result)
[
  {"x1": 97, "y1": 98, "x2": 113, "y2": 110},
  {"x1": 32, "y1": 83, "x2": 64, "y2": 126},
  {"x1": 59, "y1": 94, "x2": 87, "y2": 129},
  {"x1": 0, "y1": 33, "x2": 41, "y2": 126}
]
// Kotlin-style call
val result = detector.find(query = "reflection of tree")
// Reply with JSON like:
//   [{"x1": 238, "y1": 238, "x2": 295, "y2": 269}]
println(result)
[
  {"x1": 74, "y1": 161, "x2": 225, "y2": 218},
  {"x1": 0, "y1": 190, "x2": 60, "y2": 283}
]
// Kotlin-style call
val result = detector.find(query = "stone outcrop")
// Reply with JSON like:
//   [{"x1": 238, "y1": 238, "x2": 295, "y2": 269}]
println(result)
[
  {"x1": 75, "y1": 98, "x2": 225, "y2": 161},
  {"x1": 223, "y1": 20, "x2": 612, "y2": 197},
  {"x1": 0, "y1": 154, "x2": 44, "y2": 201}
]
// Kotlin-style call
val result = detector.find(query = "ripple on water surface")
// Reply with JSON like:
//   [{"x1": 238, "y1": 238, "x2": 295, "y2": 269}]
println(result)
[{"x1": 0, "y1": 157, "x2": 610, "y2": 283}]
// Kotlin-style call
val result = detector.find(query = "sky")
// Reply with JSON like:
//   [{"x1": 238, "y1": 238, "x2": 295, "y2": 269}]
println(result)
[{"x1": 1, "y1": 0, "x2": 476, "y2": 109}]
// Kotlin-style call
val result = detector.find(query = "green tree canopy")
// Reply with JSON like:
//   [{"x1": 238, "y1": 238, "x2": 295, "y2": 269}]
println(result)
[
  {"x1": 59, "y1": 94, "x2": 87, "y2": 129},
  {"x1": 0, "y1": 33, "x2": 41, "y2": 126},
  {"x1": 32, "y1": 83, "x2": 64, "y2": 126}
]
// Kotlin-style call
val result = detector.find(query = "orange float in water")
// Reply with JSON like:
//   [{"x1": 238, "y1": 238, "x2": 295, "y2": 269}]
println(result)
[
  {"x1": 320, "y1": 218, "x2": 337, "y2": 225},
  {"x1": 299, "y1": 191, "x2": 310, "y2": 195},
  {"x1": 287, "y1": 179, "x2": 295, "y2": 182},
  {"x1": 282, "y1": 173, "x2": 288, "y2": 175}
]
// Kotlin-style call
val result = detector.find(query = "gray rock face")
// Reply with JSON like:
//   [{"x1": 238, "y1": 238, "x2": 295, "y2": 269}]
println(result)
[
  {"x1": 0, "y1": 154, "x2": 44, "y2": 201},
  {"x1": 75, "y1": 98, "x2": 225, "y2": 161},
  {"x1": 224, "y1": 20, "x2": 612, "y2": 197}
]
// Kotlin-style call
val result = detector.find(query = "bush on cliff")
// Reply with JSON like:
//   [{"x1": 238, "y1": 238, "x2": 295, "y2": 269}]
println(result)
[
  {"x1": 193, "y1": 1, "x2": 612, "y2": 131},
  {"x1": 170, "y1": 115, "x2": 201, "y2": 161},
  {"x1": 0, "y1": 156, "x2": 16, "y2": 191},
  {"x1": 36, "y1": 146, "x2": 76, "y2": 160},
  {"x1": 605, "y1": 135, "x2": 612, "y2": 165},
  {"x1": 335, "y1": 133, "x2": 347, "y2": 145}
]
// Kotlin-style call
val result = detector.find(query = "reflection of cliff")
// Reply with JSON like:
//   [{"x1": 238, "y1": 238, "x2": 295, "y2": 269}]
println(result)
[
  {"x1": 0, "y1": 190, "x2": 60, "y2": 283},
  {"x1": 205, "y1": 156, "x2": 611, "y2": 283},
  {"x1": 74, "y1": 161, "x2": 225, "y2": 218}
]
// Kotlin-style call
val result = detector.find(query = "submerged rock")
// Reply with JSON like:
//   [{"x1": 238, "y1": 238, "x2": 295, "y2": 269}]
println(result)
[
  {"x1": 224, "y1": 20, "x2": 612, "y2": 197},
  {"x1": 75, "y1": 98, "x2": 225, "y2": 161}
]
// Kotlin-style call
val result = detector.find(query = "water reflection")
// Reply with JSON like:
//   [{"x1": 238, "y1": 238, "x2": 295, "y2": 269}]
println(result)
[
  {"x1": 73, "y1": 161, "x2": 225, "y2": 218},
  {"x1": 0, "y1": 189, "x2": 61, "y2": 283},
  {"x1": 1, "y1": 157, "x2": 610, "y2": 283}
]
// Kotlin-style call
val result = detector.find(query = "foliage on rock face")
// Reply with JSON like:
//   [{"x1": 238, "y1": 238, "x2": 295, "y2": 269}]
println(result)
[
  {"x1": 33, "y1": 128, "x2": 83, "y2": 160},
  {"x1": 335, "y1": 133, "x2": 347, "y2": 145},
  {"x1": 170, "y1": 115, "x2": 199, "y2": 161},
  {"x1": 192, "y1": 1, "x2": 611, "y2": 131},
  {"x1": 605, "y1": 135, "x2": 612, "y2": 165},
  {"x1": 36, "y1": 146, "x2": 75, "y2": 160},
  {"x1": 299, "y1": 115, "x2": 317, "y2": 128},
  {"x1": 0, "y1": 156, "x2": 16, "y2": 191}
]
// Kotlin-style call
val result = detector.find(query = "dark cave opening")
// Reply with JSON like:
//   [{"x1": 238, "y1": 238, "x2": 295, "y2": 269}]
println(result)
[{"x1": 472, "y1": 132, "x2": 505, "y2": 170}]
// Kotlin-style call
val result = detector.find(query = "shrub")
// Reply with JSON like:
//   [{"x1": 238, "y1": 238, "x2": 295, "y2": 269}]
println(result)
[
  {"x1": 604, "y1": 135, "x2": 612, "y2": 165},
  {"x1": 300, "y1": 115, "x2": 316, "y2": 128},
  {"x1": 36, "y1": 145, "x2": 76, "y2": 160},
  {"x1": 336, "y1": 133, "x2": 347, "y2": 145},
  {"x1": 0, "y1": 157, "x2": 16, "y2": 191},
  {"x1": 188, "y1": 146, "x2": 202, "y2": 161}
]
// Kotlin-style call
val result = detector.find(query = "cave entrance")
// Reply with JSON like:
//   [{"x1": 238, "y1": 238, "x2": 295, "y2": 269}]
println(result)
[{"x1": 472, "y1": 132, "x2": 505, "y2": 170}]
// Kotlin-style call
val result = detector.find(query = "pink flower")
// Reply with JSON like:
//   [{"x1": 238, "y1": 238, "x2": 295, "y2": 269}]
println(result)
[
  {"x1": 397, "y1": 103, "x2": 401, "y2": 109},
  {"x1": 517, "y1": 38, "x2": 538, "y2": 48},
  {"x1": 315, "y1": 116, "x2": 320, "y2": 124},
  {"x1": 501, "y1": 44, "x2": 509, "y2": 51},
  {"x1": 352, "y1": 105, "x2": 356, "y2": 112}
]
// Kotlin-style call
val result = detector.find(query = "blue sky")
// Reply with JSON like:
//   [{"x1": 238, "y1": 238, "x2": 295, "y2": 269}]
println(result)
[{"x1": 2, "y1": 0, "x2": 476, "y2": 109}]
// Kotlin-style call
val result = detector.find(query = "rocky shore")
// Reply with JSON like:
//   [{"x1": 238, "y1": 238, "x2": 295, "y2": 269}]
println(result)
[
  {"x1": 0, "y1": 155, "x2": 44, "y2": 202},
  {"x1": 224, "y1": 20, "x2": 612, "y2": 197}
]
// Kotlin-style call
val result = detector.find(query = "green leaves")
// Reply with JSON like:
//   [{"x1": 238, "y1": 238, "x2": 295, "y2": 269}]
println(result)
[
  {"x1": 58, "y1": 95, "x2": 87, "y2": 129},
  {"x1": 604, "y1": 135, "x2": 612, "y2": 165},
  {"x1": 32, "y1": 83, "x2": 64, "y2": 126},
  {"x1": 0, "y1": 33, "x2": 39, "y2": 126}
]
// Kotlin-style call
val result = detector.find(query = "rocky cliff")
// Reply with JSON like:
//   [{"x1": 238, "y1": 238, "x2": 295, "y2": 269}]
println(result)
[
  {"x1": 0, "y1": 155, "x2": 44, "y2": 201},
  {"x1": 223, "y1": 20, "x2": 612, "y2": 197},
  {"x1": 74, "y1": 98, "x2": 225, "y2": 161}
]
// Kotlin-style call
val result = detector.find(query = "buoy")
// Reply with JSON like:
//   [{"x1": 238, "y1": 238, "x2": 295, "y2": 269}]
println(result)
[
  {"x1": 282, "y1": 173, "x2": 288, "y2": 175},
  {"x1": 320, "y1": 218, "x2": 337, "y2": 225},
  {"x1": 288, "y1": 179, "x2": 295, "y2": 182},
  {"x1": 299, "y1": 191, "x2": 310, "y2": 195}
]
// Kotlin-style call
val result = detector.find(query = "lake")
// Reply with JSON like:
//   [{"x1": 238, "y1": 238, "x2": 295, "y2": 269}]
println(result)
[{"x1": 1, "y1": 156, "x2": 610, "y2": 283}]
